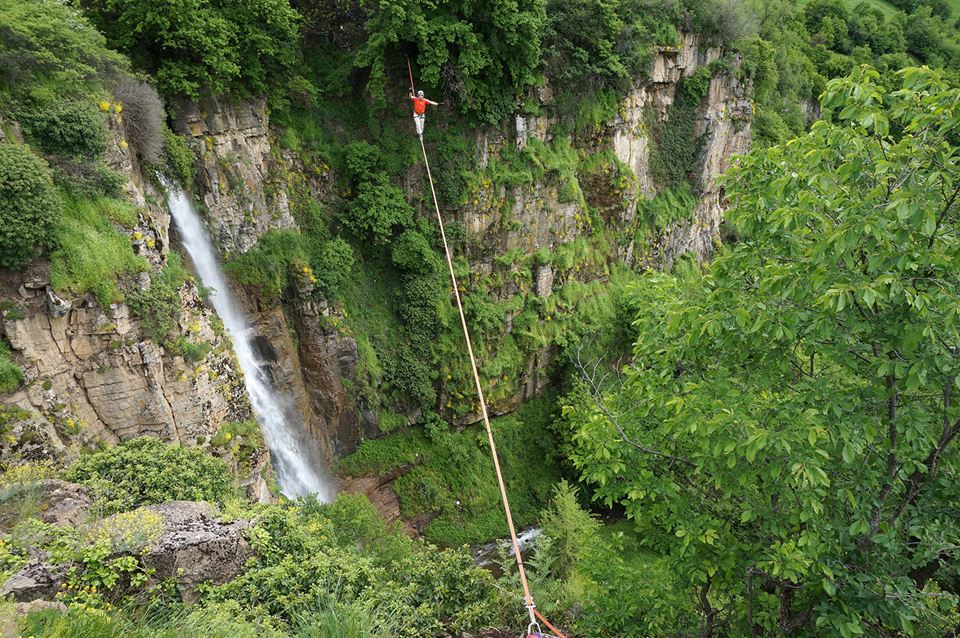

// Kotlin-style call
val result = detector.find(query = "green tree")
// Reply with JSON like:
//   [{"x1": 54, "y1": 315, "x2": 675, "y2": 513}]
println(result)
[
  {"x1": 538, "y1": 480, "x2": 599, "y2": 580},
  {"x1": 0, "y1": 0, "x2": 126, "y2": 96},
  {"x1": 341, "y1": 176, "x2": 414, "y2": 245},
  {"x1": 0, "y1": 143, "x2": 61, "y2": 269},
  {"x1": 79, "y1": 0, "x2": 301, "y2": 98},
  {"x1": 566, "y1": 67, "x2": 960, "y2": 636},
  {"x1": 355, "y1": 0, "x2": 546, "y2": 123}
]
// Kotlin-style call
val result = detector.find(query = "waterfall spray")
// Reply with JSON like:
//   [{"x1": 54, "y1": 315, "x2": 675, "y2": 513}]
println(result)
[{"x1": 165, "y1": 183, "x2": 331, "y2": 500}]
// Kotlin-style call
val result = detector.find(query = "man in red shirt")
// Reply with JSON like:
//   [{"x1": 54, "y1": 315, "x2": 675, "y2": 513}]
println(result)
[{"x1": 409, "y1": 89, "x2": 438, "y2": 137}]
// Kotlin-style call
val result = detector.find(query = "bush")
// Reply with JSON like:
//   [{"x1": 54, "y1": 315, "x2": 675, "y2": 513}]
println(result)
[
  {"x1": 313, "y1": 237, "x2": 354, "y2": 299},
  {"x1": 390, "y1": 230, "x2": 439, "y2": 275},
  {"x1": 208, "y1": 495, "x2": 500, "y2": 635},
  {"x1": 224, "y1": 229, "x2": 306, "y2": 301},
  {"x1": 64, "y1": 436, "x2": 238, "y2": 514},
  {"x1": 341, "y1": 176, "x2": 414, "y2": 246},
  {"x1": 343, "y1": 141, "x2": 381, "y2": 184},
  {"x1": 0, "y1": 340, "x2": 23, "y2": 394},
  {"x1": 162, "y1": 129, "x2": 195, "y2": 187},
  {"x1": 538, "y1": 481, "x2": 599, "y2": 580},
  {"x1": 0, "y1": 143, "x2": 61, "y2": 269},
  {"x1": 19, "y1": 99, "x2": 108, "y2": 159},
  {"x1": 57, "y1": 162, "x2": 127, "y2": 198},
  {"x1": 128, "y1": 253, "x2": 189, "y2": 344},
  {"x1": 112, "y1": 75, "x2": 164, "y2": 164}
]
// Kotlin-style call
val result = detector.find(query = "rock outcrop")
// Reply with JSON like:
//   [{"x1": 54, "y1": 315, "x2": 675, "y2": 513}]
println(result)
[
  {"x1": 32, "y1": 480, "x2": 92, "y2": 528},
  {"x1": 0, "y1": 97, "x2": 262, "y2": 482},
  {"x1": 171, "y1": 98, "x2": 299, "y2": 254},
  {"x1": 0, "y1": 500, "x2": 252, "y2": 604},
  {"x1": 140, "y1": 501, "x2": 253, "y2": 601},
  {"x1": 0, "y1": 563, "x2": 69, "y2": 603},
  {"x1": 0, "y1": 279, "x2": 248, "y2": 460}
]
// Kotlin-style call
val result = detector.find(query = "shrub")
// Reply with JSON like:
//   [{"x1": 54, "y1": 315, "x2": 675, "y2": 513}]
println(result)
[
  {"x1": 208, "y1": 495, "x2": 500, "y2": 635},
  {"x1": 341, "y1": 176, "x2": 414, "y2": 246},
  {"x1": 112, "y1": 75, "x2": 164, "y2": 163},
  {"x1": 313, "y1": 237, "x2": 354, "y2": 299},
  {"x1": 0, "y1": 341, "x2": 23, "y2": 394},
  {"x1": 128, "y1": 253, "x2": 189, "y2": 344},
  {"x1": 162, "y1": 129, "x2": 195, "y2": 187},
  {"x1": 19, "y1": 99, "x2": 108, "y2": 159},
  {"x1": 64, "y1": 436, "x2": 238, "y2": 514},
  {"x1": 54, "y1": 161, "x2": 127, "y2": 199},
  {"x1": 0, "y1": 143, "x2": 61, "y2": 269},
  {"x1": 538, "y1": 480, "x2": 599, "y2": 580},
  {"x1": 224, "y1": 229, "x2": 306, "y2": 301},
  {"x1": 343, "y1": 141, "x2": 381, "y2": 184},
  {"x1": 390, "y1": 230, "x2": 439, "y2": 275}
]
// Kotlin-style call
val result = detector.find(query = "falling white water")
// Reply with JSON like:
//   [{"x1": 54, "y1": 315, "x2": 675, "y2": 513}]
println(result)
[{"x1": 165, "y1": 183, "x2": 331, "y2": 501}]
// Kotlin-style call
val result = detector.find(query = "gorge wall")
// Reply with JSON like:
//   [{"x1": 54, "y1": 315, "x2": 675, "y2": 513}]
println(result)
[{"x1": 0, "y1": 32, "x2": 751, "y2": 482}]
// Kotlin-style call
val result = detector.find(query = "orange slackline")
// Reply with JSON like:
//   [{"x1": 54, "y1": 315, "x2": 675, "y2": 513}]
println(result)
[{"x1": 407, "y1": 57, "x2": 568, "y2": 638}]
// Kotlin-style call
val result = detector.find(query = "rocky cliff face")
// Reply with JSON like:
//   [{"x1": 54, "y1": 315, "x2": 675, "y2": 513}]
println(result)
[
  {"x1": 0, "y1": 109, "x2": 270, "y2": 499},
  {"x1": 467, "y1": 32, "x2": 750, "y2": 270},
  {"x1": 171, "y1": 98, "x2": 300, "y2": 255},
  {"x1": 161, "y1": 31, "x2": 754, "y2": 458},
  {"x1": 0, "y1": 32, "x2": 752, "y2": 476}
]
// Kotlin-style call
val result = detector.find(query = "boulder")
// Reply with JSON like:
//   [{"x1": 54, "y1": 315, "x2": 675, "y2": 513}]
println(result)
[
  {"x1": 0, "y1": 501, "x2": 253, "y2": 604},
  {"x1": 140, "y1": 501, "x2": 253, "y2": 602},
  {"x1": 15, "y1": 599, "x2": 68, "y2": 615},
  {"x1": 0, "y1": 562, "x2": 68, "y2": 602},
  {"x1": 34, "y1": 480, "x2": 92, "y2": 527}
]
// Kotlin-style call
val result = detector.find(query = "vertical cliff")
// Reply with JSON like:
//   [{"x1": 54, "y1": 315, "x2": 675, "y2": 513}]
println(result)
[
  {"x1": 163, "y1": 33, "x2": 753, "y2": 458},
  {"x1": 0, "y1": 32, "x2": 752, "y2": 472},
  {"x1": 0, "y1": 108, "x2": 270, "y2": 498}
]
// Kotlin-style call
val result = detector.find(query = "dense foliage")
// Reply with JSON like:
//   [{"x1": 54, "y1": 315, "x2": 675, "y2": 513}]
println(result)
[
  {"x1": 225, "y1": 230, "x2": 354, "y2": 303},
  {"x1": 566, "y1": 67, "x2": 960, "y2": 636},
  {"x1": 64, "y1": 437, "x2": 238, "y2": 514},
  {"x1": 337, "y1": 396, "x2": 562, "y2": 545},
  {"x1": 78, "y1": 0, "x2": 301, "y2": 98},
  {"x1": 0, "y1": 143, "x2": 61, "y2": 269}
]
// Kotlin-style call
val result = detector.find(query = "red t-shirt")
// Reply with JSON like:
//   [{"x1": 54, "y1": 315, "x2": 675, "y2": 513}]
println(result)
[{"x1": 413, "y1": 97, "x2": 428, "y2": 115}]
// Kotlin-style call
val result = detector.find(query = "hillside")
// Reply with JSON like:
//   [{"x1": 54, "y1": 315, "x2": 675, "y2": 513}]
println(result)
[{"x1": 1, "y1": 0, "x2": 960, "y2": 636}]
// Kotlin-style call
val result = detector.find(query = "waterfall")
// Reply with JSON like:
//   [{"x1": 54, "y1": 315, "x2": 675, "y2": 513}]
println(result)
[{"x1": 165, "y1": 184, "x2": 331, "y2": 501}]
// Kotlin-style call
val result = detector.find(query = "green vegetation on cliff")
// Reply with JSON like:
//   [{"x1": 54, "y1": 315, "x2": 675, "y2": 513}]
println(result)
[
  {"x1": 3, "y1": 0, "x2": 960, "y2": 636},
  {"x1": 338, "y1": 395, "x2": 562, "y2": 545}
]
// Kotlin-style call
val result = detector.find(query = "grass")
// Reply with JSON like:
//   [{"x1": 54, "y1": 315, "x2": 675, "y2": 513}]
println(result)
[
  {"x1": 337, "y1": 394, "x2": 563, "y2": 546},
  {"x1": 90, "y1": 598, "x2": 388, "y2": 638},
  {"x1": 19, "y1": 601, "x2": 294, "y2": 638},
  {"x1": 0, "y1": 341, "x2": 23, "y2": 394},
  {"x1": 50, "y1": 191, "x2": 148, "y2": 308},
  {"x1": 338, "y1": 252, "x2": 411, "y2": 404}
]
